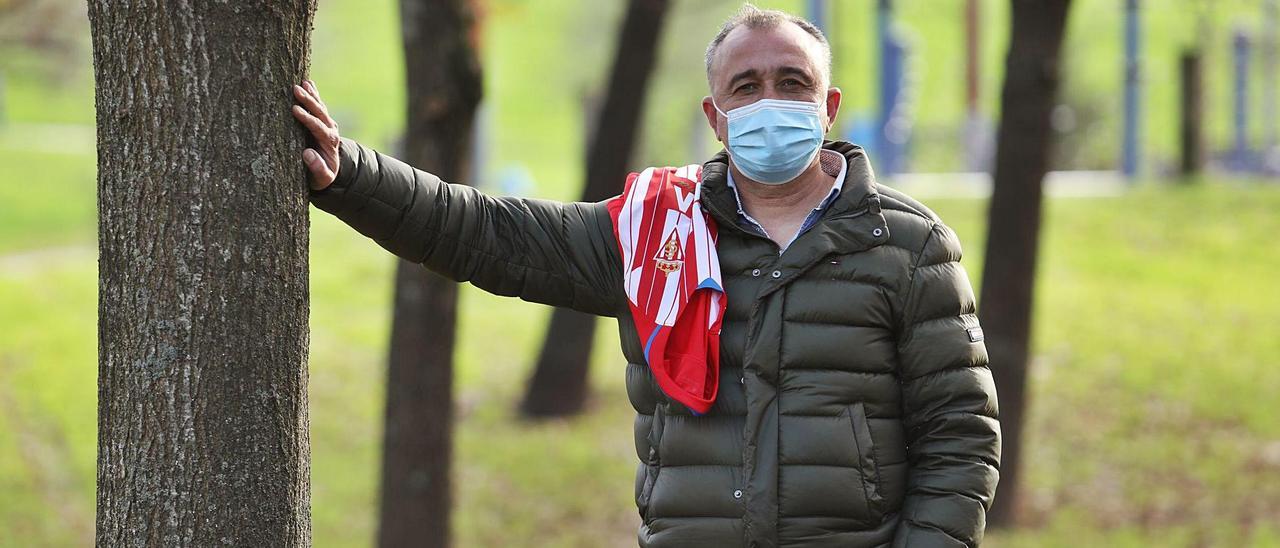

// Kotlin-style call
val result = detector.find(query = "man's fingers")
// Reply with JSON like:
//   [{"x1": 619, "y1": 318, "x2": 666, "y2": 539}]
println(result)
[
  {"x1": 292, "y1": 84, "x2": 335, "y2": 128},
  {"x1": 292, "y1": 85, "x2": 335, "y2": 128},
  {"x1": 304, "y1": 148, "x2": 331, "y2": 174},
  {"x1": 303, "y1": 148, "x2": 320, "y2": 168},
  {"x1": 303, "y1": 148, "x2": 336, "y2": 190},
  {"x1": 312, "y1": 142, "x2": 338, "y2": 172},
  {"x1": 292, "y1": 80, "x2": 340, "y2": 190},
  {"x1": 304, "y1": 79, "x2": 326, "y2": 109},
  {"x1": 301, "y1": 80, "x2": 331, "y2": 120},
  {"x1": 292, "y1": 104, "x2": 331, "y2": 139}
]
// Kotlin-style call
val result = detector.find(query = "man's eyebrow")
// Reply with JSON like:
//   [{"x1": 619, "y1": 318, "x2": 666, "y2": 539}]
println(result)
[
  {"x1": 776, "y1": 66, "x2": 814, "y2": 81},
  {"x1": 726, "y1": 68, "x2": 760, "y2": 89}
]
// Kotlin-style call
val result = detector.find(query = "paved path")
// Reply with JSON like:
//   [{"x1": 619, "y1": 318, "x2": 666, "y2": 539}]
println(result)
[
  {"x1": 0, "y1": 245, "x2": 94, "y2": 276},
  {"x1": 0, "y1": 123, "x2": 95, "y2": 155},
  {"x1": 885, "y1": 170, "x2": 1127, "y2": 199}
]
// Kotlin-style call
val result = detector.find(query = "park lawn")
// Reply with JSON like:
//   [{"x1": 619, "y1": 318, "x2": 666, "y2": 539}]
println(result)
[
  {"x1": 0, "y1": 145, "x2": 96, "y2": 254},
  {"x1": 3, "y1": 182, "x2": 1279, "y2": 546},
  {"x1": 952, "y1": 184, "x2": 1280, "y2": 547}
]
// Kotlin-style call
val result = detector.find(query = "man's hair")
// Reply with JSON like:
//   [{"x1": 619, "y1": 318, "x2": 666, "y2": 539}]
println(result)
[{"x1": 704, "y1": 3, "x2": 832, "y2": 87}]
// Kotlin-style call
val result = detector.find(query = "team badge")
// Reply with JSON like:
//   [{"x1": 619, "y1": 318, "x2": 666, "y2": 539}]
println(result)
[{"x1": 654, "y1": 227, "x2": 684, "y2": 275}]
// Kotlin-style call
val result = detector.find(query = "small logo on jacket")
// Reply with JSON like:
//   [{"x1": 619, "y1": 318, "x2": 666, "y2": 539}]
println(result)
[{"x1": 967, "y1": 326, "x2": 985, "y2": 343}]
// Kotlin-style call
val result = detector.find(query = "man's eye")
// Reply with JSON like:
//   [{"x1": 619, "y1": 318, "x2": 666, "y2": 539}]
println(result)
[{"x1": 735, "y1": 83, "x2": 758, "y2": 94}]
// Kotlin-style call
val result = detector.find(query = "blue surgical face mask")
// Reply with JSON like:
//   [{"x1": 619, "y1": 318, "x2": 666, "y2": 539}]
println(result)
[{"x1": 714, "y1": 97, "x2": 826, "y2": 185}]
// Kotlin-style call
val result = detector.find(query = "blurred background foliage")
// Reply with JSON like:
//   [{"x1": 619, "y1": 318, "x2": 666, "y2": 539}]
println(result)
[{"x1": 0, "y1": 0, "x2": 1278, "y2": 546}]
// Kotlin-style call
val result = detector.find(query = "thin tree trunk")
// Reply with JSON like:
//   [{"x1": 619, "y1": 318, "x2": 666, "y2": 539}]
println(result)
[
  {"x1": 378, "y1": 1, "x2": 482, "y2": 547},
  {"x1": 520, "y1": 0, "x2": 671, "y2": 418},
  {"x1": 980, "y1": 0, "x2": 1072, "y2": 528},
  {"x1": 89, "y1": 1, "x2": 316, "y2": 545},
  {"x1": 1180, "y1": 49, "x2": 1204, "y2": 178}
]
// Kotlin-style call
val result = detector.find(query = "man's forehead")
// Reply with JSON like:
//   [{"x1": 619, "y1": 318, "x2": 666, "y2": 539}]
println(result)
[{"x1": 710, "y1": 23, "x2": 824, "y2": 84}]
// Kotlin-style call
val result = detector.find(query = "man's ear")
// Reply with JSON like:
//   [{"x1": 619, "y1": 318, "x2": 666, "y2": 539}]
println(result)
[
  {"x1": 823, "y1": 87, "x2": 842, "y2": 133},
  {"x1": 701, "y1": 96, "x2": 724, "y2": 143}
]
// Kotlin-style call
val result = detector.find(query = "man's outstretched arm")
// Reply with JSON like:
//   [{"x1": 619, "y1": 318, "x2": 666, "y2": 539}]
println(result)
[{"x1": 292, "y1": 81, "x2": 624, "y2": 317}]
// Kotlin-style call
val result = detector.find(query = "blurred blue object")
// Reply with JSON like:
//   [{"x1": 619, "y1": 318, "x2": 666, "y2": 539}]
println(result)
[
  {"x1": 876, "y1": 0, "x2": 912, "y2": 177},
  {"x1": 1122, "y1": 0, "x2": 1142, "y2": 180},
  {"x1": 498, "y1": 164, "x2": 535, "y2": 196}
]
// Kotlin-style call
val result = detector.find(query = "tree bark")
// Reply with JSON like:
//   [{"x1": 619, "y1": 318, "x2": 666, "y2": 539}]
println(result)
[
  {"x1": 377, "y1": 1, "x2": 482, "y2": 547},
  {"x1": 89, "y1": 1, "x2": 316, "y2": 545},
  {"x1": 980, "y1": 0, "x2": 1072, "y2": 528},
  {"x1": 519, "y1": 0, "x2": 670, "y2": 418}
]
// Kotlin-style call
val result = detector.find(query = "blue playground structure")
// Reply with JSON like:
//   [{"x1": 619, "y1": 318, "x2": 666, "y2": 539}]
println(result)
[{"x1": 806, "y1": 0, "x2": 1279, "y2": 179}]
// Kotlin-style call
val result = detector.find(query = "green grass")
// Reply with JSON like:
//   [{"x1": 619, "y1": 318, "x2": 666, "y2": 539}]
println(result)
[
  {"x1": 5, "y1": 180, "x2": 1279, "y2": 547},
  {"x1": 931, "y1": 184, "x2": 1280, "y2": 547},
  {"x1": 3, "y1": 0, "x2": 1280, "y2": 546},
  {"x1": 0, "y1": 145, "x2": 96, "y2": 253}
]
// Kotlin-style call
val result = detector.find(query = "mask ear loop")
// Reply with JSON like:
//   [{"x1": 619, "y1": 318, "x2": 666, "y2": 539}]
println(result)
[
  {"x1": 712, "y1": 99, "x2": 729, "y2": 120},
  {"x1": 711, "y1": 100, "x2": 731, "y2": 149}
]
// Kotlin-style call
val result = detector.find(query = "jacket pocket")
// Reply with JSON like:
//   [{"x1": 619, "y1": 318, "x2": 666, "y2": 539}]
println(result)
[
  {"x1": 637, "y1": 404, "x2": 666, "y2": 521},
  {"x1": 847, "y1": 402, "x2": 885, "y2": 516}
]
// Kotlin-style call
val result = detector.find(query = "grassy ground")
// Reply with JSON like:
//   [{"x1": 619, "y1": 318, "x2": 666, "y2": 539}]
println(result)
[
  {"x1": 5, "y1": 179, "x2": 1278, "y2": 547},
  {"x1": 2, "y1": 0, "x2": 1279, "y2": 546}
]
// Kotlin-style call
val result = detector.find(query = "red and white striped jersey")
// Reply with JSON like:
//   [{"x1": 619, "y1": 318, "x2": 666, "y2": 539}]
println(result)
[{"x1": 606, "y1": 165, "x2": 726, "y2": 416}]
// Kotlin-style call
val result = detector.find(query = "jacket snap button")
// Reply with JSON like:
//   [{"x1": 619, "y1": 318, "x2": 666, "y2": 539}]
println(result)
[
  {"x1": 751, "y1": 268, "x2": 761, "y2": 277},
  {"x1": 733, "y1": 489, "x2": 743, "y2": 499},
  {"x1": 739, "y1": 376, "x2": 745, "y2": 384},
  {"x1": 771, "y1": 270, "x2": 781, "y2": 278},
  {"x1": 872, "y1": 227, "x2": 884, "y2": 237}
]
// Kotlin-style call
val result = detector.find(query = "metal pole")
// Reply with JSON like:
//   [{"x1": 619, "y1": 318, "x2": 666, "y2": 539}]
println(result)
[
  {"x1": 1234, "y1": 29, "x2": 1252, "y2": 167},
  {"x1": 1122, "y1": 0, "x2": 1141, "y2": 179},
  {"x1": 1264, "y1": 0, "x2": 1278, "y2": 149},
  {"x1": 964, "y1": 0, "x2": 983, "y2": 171},
  {"x1": 965, "y1": 0, "x2": 980, "y2": 115},
  {"x1": 877, "y1": 0, "x2": 896, "y2": 175},
  {"x1": 808, "y1": 0, "x2": 827, "y2": 35}
]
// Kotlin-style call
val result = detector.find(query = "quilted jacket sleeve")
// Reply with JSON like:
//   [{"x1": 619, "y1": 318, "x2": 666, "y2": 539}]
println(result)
[
  {"x1": 892, "y1": 221, "x2": 1002, "y2": 548},
  {"x1": 309, "y1": 137, "x2": 625, "y2": 317}
]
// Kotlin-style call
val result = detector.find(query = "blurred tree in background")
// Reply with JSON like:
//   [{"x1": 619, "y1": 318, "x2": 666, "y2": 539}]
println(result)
[
  {"x1": 980, "y1": 0, "x2": 1073, "y2": 528},
  {"x1": 379, "y1": 0, "x2": 483, "y2": 546},
  {"x1": 521, "y1": 0, "x2": 672, "y2": 419}
]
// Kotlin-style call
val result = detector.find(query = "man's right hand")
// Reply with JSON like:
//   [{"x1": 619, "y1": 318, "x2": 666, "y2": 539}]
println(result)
[{"x1": 291, "y1": 80, "x2": 340, "y2": 191}]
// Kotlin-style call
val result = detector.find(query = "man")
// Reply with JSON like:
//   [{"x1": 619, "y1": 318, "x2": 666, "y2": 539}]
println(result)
[{"x1": 292, "y1": 4, "x2": 999, "y2": 547}]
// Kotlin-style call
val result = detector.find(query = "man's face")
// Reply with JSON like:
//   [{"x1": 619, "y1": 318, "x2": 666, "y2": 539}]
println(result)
[{"x1": 702, "y1": 23, "x2": 841, "y2": 145}]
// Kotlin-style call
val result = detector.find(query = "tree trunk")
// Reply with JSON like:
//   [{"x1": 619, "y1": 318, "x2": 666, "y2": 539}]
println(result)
[
  {"x1": 89, "y1": 1, "x2": 315, "y2": 545},
  {"x1": 377, "y1": 1, "x2": 482, "y2": 547},
  {"x1": 980, "y1": 0, "x2": 1072, "y2": 528},
  {"x1": 519, "y1": 0, "x2": 671, "y2": 418},
  {"x1": 1180, "y1": 49, "x2": 1205, "y2": 179}
]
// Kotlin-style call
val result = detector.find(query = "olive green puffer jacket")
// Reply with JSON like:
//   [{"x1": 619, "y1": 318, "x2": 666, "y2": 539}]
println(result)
[{"x1": 310, "y1": 137, "x2": 1001, "y2": 548}]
